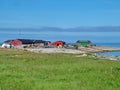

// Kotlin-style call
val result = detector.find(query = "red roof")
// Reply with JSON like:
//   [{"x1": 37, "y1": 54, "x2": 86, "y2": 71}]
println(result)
[{"x1": 53, "y1": 41, "x2": 66, "y2": 46}]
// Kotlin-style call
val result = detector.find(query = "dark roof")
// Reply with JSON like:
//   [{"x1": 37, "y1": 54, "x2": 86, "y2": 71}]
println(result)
[
  {"x1": 34, "y1": 40, "x2": 46, "y2": 43},
  {"x1": 17, "y1": 39, "x2": 46, "y2": 44},
  {"x1": 4, "y1": 40, "x2": 13, "y2": 43},
  {"x1": 76, "y1": 40, "x2": 91, "y2": 43}
]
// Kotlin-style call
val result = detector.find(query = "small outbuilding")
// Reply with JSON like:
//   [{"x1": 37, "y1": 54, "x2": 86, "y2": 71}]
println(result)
[{"x1": 53, "y1": 41, "x2": 66, "y2": 47}]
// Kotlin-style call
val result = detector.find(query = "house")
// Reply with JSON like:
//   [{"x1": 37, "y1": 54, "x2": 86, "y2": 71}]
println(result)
[
  {"x1": 17, "y1": 39, "x2": 50, "y2": 48},
  {"x1": 1, "y1": 39, "x2": 22, "y2": 48},
  {"x1": 76, "y1": 40, "x2": 92, "y2": 47},
  {"x1": 2, "y1": 39, "x2": 49, "y2": 48},
  {"x1": 11, "y1": 39, "x2": 22, "y2": 46},
  {"x1": 53, "y1": 41, "x2": 66, "y2": 48}
]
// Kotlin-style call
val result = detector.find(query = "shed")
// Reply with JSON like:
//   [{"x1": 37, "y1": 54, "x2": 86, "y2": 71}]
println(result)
[
  {"x1": 76, "y1": 40, "x2": 92, "y2": 47},
  {"x1": 53, "y1": 41, "x2": 66, "y2": 47}
]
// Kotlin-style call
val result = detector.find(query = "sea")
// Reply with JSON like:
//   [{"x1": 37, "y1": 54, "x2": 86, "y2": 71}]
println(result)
[{"x1": 0, "y1": 29, "x2": 120, "y2": 56}]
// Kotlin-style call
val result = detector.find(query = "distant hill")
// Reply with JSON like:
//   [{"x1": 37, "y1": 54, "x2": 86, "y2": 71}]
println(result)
[
  {"x1": 0, "y1": 26, "x2": 120, "y2": 32},
  {"x1": 66, "y1": 26, "x2": 120, "y2": 32}
]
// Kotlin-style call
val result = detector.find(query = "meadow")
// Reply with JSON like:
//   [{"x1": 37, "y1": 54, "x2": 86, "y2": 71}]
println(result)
[{"x1": 0, "y1": 48, "x2": 120, "y2": 90}]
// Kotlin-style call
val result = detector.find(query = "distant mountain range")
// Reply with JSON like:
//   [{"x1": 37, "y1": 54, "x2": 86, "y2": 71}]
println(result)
[{"x1": 0, "y1": 26, "x2": 120, "y2": 32}]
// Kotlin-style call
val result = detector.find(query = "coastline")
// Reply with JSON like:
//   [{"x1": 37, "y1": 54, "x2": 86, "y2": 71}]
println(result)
[
  {"x1": 25, "y1": 46, "x2": 120, "y2": 60},
  {"x1": 1, "y1": 45, "x2": 120, "y2": 60},
  {"x1": 78, "y1": 46, "x2": 120, "y2": 53},
  {"x1": 1, "y1": 45, "x2": 120, "y2": 54}
]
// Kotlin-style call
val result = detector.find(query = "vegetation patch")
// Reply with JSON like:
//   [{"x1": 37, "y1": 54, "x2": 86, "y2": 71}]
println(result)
[{"x1": 0, "y1": 49, "x2": 120, "y2": 90}]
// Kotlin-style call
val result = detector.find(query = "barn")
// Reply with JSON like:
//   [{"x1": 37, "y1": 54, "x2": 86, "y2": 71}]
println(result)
[{"x1": 53, "y1": 41, "x2": 66, "y2": 47}]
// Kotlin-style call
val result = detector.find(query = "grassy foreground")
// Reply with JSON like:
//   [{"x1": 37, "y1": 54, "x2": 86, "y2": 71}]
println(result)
[{"x1": 0, "y1": 49, "x2": 120, "y2": 90}]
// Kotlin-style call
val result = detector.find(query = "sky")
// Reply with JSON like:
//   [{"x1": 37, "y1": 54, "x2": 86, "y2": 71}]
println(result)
[{"x1": 0, "y1": 0, "x2": 120, "y2": 28}]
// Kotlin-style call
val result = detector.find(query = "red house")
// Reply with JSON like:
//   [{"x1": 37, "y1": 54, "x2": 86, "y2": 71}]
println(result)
[
  {"x1": 53, "y1": 41, "x2": 66, "y2": 47},
  {"x1": 11, "y1": 40, "x2": 22, "y2": 46},
  {"x1": 4, "y1": 39, "x2": 22, "y2": 46}
]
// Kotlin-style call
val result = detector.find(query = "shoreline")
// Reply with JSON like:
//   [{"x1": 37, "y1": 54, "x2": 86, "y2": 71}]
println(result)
[
  {"x1": 1, "y1": 45, "x2": 120, "y2": 60},
  {"x1": 78, "y1": 46, "x2": 120, "y2": 53},
  {"x1": 25, "y1": 46, "x2": 120, "y2": 60},
  {"x1": 25, "y1": 46, "x2": 120, "y2": 54},
  {"x1": 1, "y1": 45, "x2": 120, "y2": 54}
]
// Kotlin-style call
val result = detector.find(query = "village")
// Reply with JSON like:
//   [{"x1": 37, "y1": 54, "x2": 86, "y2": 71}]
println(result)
[
  {"x1": 1, "y1": 39, "x2": 94, "y2": 49},
  {"x1": 1, "y1": 39, "x2": 120, "y2": 54}
]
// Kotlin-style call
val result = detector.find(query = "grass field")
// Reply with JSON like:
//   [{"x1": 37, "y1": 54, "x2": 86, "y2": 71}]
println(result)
[{"x1": 0, "y1": 48, "x2": 120, "y2": 90}]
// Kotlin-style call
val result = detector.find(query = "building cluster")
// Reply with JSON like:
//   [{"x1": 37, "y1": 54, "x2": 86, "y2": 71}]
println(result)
[{"x1": 1, "y1": 39, "x2": 95, "y2": 49}]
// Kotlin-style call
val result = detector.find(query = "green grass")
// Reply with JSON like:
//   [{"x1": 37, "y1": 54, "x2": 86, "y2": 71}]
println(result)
[{"x1": 0, "y1": 48, "x2": 120, "y2": 90}]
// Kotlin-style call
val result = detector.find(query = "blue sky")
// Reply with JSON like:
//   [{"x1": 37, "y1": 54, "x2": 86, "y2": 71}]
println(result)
[{"x1": 0, "y1": 0, "x2": 120, "y2": 28}]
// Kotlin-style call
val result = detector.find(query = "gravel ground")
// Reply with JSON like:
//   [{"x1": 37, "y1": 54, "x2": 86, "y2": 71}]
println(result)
[
  {"x1": 26, "y1": 48, "x2": 84, "y2": 54},
  {"x1": 25, "y1": 46, "x2": 120, "y2": 54}
]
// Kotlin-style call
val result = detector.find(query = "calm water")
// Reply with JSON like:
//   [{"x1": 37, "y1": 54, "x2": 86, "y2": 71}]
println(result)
[
  {"x1": 0, "y1": 29, "x2": 120, "y2": 56},
  {"x1": 96, "y1": 43, "x2": 120, "y2": 56}
]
